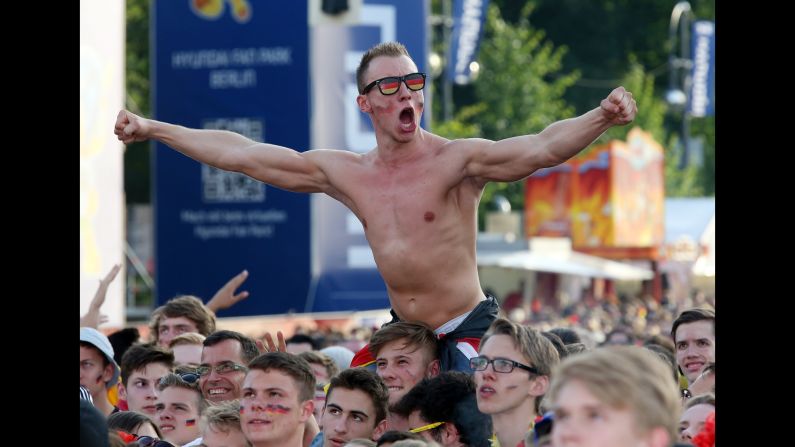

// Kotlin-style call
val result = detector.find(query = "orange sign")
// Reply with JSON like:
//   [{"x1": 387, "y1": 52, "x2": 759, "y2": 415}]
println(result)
[{"x1": 525, "y1": 128, "x2": 665, "y2": 259}]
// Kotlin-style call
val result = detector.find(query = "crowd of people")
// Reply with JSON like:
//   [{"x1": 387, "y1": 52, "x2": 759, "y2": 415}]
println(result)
[{"x1": 84, "y1": 41, "x2": 715, "y2": 447}]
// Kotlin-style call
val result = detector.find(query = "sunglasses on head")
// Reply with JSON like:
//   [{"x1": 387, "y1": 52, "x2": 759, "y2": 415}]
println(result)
[
  {"x1": 136, "y1": 436, "x2": 176, "y2": 447},
  {"x1": 158, "y1": 372, "x2": 201, "y2": 387},
  {"x1": 361, "y1": 72, "x2": 426, "y2": 95}
]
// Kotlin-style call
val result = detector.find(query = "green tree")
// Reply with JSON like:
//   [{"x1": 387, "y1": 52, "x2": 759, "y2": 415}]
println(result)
[
  {"x1": 433, "y1": 4, "x2": 580, "y2": 227},
  {"x1": 124, "y1": 0, "x2": 151, "y2": 204}
]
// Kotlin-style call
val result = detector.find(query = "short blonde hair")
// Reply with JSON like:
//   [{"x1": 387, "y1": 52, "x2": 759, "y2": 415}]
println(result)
[
  {"x1": 548, "y1": 346, "x2": 681, "y2": 441},
  {"x1": 201, "y1": 399, "x2": 251, "y2": 445},
  {"x1": 169, "y1": 332, "x2": 206, "y2": 348}
]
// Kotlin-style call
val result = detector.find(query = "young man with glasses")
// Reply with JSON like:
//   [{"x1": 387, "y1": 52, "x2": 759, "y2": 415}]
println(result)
[
  {"x1": 473, "y1": 319, "x2": 559, "y2": 447},
  {"x1": 199, "y1": 330, "x2": 261, "y2": 403},
  {"x1": 115, "y1": 41, "x2": 636, "y2": 344}
]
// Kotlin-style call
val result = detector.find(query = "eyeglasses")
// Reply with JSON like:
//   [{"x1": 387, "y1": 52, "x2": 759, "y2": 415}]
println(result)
[
  {"x1": 136, "y1": 436, "x2": 176, "y2": 447},
  {"x1": 409, "y1": 421, "x2": 445, "y2": 433},
  {"x1": 195, "y1": 362, "x2": 248, "y2": 377},
  {"x1": 469, "y1": 356, "x2": 540, "y2": 375},
  {"x1": 361, "y1": 72, "x2": 426, "y2": 95}
]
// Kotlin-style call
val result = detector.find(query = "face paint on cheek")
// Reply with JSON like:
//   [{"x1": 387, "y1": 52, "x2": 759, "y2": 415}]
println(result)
[
  {"x1": 264, "y1": 404, "x2": 291, "y2": 415},
  {"x1": 239, "y1": 406, "x2": 245, "y2": 414},
  {"x1": 185, "y1": 419, "x2": 197, "y2": 427}
]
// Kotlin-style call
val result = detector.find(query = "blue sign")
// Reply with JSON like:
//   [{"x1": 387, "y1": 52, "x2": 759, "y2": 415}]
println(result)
[
  {"x1": 688, "y1": 20, "x2": 715, "y2": 117},
  {"x1": 306, "y1": 0, "x2": 429, "y2": 312},
  {"x1": 152, "y1": 1, "x2": 310, "y2": 316},
  {"x1": 446, "y1": 0, "x2": 489, "y2": 85}
]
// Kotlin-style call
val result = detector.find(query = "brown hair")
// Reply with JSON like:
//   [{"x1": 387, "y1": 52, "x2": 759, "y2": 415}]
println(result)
[
  {"x1": 671, "y1": 307, "x2": 715, "y2": 343},
  {"x1": 120, "y1": 344, "x2": 175, "y2": 386},
  {"x1": 368, "y1": 322, "x2": 438, "y2": 366},
  {"x1": 356, "y1": 42, "x2": 411, "y2": 94},
  {"x1": 149, "y1": 295, "x2": 216, "y2": 343},
  {"x1": 298, "y1": 350, "x2": 340, "y2": 381},
  {"x1": 247, "y1": 352, "x2": 317, "y2": 403}
]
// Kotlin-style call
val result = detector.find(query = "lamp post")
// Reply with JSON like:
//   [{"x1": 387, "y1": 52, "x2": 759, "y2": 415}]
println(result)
[{"x1": 665, "y1": 1, "x2": 693, "y2": 170}]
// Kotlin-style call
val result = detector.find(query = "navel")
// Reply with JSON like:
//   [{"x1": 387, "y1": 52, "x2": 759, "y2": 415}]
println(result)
[{"x1": 424, "y1": 211, "x2": 435, "y2": 222}]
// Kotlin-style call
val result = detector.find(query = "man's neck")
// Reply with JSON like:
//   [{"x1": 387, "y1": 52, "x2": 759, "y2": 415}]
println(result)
[
  {"x1": 92, "y1": 395, "x2": 115, "y2": 416},
  {"x1": 373, "y1": 129, "x2": 430, "y2": 163},
  {"x1": 491, "y1": 400, "x2": 537, "y2": 447}
]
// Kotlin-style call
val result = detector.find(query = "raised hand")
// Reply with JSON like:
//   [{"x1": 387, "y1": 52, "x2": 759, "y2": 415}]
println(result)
[
  {"x1": 114, "y1": 110, "x2": 152, "y2": 145},
  {"x1": 206, "y1": 269, "x2": 250, "y2": 313},
  {"x1": 256, "y1": 331, "x2": 287, "y2": 353},
  {"x1": 80, "y1": 263, "x2": 121, "y2": 328},
  {"x1": 600, "y1": 86, "x2": 637, "y2": 126}
]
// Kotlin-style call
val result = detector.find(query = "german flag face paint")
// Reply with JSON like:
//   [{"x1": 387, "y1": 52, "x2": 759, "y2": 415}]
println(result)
[{"x1": 362, "y1": 73, "x2": 426, "y2": 95}]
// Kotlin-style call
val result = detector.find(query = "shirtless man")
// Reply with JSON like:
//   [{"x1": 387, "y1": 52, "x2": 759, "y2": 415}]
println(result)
[{"x1": 115, "y1": 41, "x2": 636, "y2": 338}]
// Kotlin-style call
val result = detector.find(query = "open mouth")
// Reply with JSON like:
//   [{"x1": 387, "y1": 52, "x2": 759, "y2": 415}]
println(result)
[{"x1": 400, "y1": 107, "x2": 414, "y2": 125}]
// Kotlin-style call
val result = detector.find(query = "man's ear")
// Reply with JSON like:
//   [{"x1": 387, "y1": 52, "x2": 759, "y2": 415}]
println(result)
[
  {"x1": 300, "y1": 399, "x2": 315, "y2": 421},
  {"x1": 441, "y1": 422, "x2": 460, "y2": 444},
  {"x1": 117, "y1": 382, "x2": 127, "y2": 400},
  {"x1": 103, "y1": 363, "x2": 115, "y2": 383},
  {"x1": 426, "y1": 359, "x2": 441, "y2": 378},
  {"x1": 357, "y1": 94, "x2": 371, "y2": 113},
  {"x1": 529, "y1": 375, "x2": 550, "y2": 397},
  {"x1": 371, "y1": 418, "x2": 389, "y2": 441}
]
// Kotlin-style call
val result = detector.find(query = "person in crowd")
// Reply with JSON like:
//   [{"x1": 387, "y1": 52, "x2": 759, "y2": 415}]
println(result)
[
  {"x1": 239, "y1": 352, "x2": 317, "y2": 447},
  {"x1": 120, "y1": 344, "x2": 175, "y2": 417},
  {"x1": 115, "y1": 40, "x2": 635, "y2": 363},
  {"x1": 200, "y1": 399, "x2": 252, "y2": 447},
  {"x1": 81, "y1": 326, "x2": 123, "y2": 416},
  {"x1": 671, "y1": 308, "x2": 715, "y2": 385},
  {"x1": 548, "y1": 346, "x2": 681, "y2": 447},
  {"x1": 473, "y1": 319, "x2": 559, "y2": 447},
  {"x1": 169, "y1": 333, "x2": 207, "y2": 367},
  {"x1": 155, "y1": 372, "x2": 208, "y2": 446},
  {"x1": 198, "y1": 330, "x2": 260, "y2": 403},
  {"x1": 393, "y1": 371, "x2": 492, "y2": 447}
]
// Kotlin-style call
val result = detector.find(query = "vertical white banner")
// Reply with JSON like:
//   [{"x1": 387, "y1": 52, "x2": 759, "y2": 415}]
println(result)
[{"x1": 80, "y1": 0, "x2": 125, "y2": 327}]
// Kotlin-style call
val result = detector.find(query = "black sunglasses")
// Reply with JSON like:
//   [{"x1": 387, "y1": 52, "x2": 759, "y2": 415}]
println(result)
[
  {"x1": 361, "y1": 72, "x2": 426, "y2": 95},
  {"x1": 136, "y1": 436, "x2": 176, "y2": 447},
  {"x1": 469, "y1": 356, "x2": 540, "y2": 375}
]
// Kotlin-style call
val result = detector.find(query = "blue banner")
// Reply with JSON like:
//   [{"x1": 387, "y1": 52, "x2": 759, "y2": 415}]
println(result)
[
  {"x1": 446, "y1": 0, "x2": 489, "y2": 85},
  {"x1": 152, "y1": 1, "x2": 310, "y2": 316},
  {"x1": 688, "y1": 20, "x2": 715, "y2": 117},
  {"x1": 307, "y1": 0, "x2": 429, "y2": 313}
]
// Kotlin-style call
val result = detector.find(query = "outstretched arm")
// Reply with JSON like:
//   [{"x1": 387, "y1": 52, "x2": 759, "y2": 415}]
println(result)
[
  {"x1": 114, "y1": 110, "x2": 337, "y2": 193},
  {"x1": 465, "y1": 86, "x2": 637, "y2": 183}
]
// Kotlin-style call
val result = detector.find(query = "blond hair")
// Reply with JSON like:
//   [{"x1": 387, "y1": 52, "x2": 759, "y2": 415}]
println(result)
[
  {"x1": 169, "y1": 332, "x2": 207, "y2": 348},
  {"x1": 549, "y1": 346, "x2": 681, "y2": 441}
]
